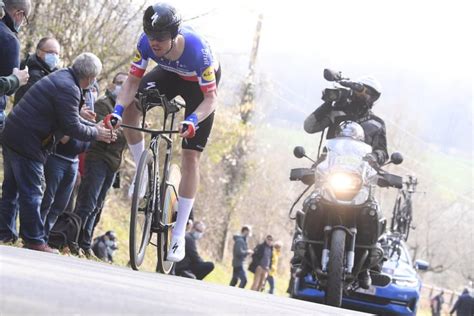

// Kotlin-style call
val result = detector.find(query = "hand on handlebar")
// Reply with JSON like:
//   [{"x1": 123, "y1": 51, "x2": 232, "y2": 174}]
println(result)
[
  {"x1": 104, "y1": 104, "x2": 124, "y2": 129},
  {"x1": 364, "y1": 152, "x2": 380, "y2": 168},
  {"x1": 179, "y1": 113, "x2": 198, "y2": 138}
]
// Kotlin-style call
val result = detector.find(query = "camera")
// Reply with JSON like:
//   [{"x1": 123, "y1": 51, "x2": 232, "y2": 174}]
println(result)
[
  {"x1": 322, "y1": 87, "x2": 351, "y2": 104},
  {"x1": 321, "y1": 68, "x2": 366, "y2": 109}
]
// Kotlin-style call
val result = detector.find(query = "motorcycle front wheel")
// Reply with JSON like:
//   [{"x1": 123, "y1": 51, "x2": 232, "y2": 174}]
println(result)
[{"x1": 326, "y1": 229, "x2": 346, "y2": 307}]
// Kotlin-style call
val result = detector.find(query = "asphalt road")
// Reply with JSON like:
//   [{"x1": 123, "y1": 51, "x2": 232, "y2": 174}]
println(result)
[{"x1": 0, "y1": 245, "x2": 368, "y2": 315}]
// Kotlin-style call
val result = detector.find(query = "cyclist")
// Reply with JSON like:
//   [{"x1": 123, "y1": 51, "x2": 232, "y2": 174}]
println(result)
[
  {"x1": 304, "y1": 75, "x2": 388, "y2": 165},
  {"x1": 104, "y1": 3, "x2": 221, "y2": 262}
]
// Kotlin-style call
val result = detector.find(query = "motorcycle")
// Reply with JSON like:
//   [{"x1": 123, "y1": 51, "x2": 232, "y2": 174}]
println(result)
[{"x1": 288, "y1": 70, "x2": 404, "y2": 307}]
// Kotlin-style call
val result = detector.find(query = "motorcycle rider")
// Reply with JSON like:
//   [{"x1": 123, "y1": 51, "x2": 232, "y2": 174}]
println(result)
[
  {"x1": 291, "y1": 75, "x2": 389, "y2": 289},
  {"x1": 304, "y1": 75, "x2": 388, "y2": 166}
]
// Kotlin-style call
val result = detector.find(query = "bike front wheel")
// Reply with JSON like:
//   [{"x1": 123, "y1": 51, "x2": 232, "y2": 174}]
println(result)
[
  {"x1": 156, "y1": 164, "x2": 180, "y2": 274},
  {"x1": 129, "y1": 149, "x2": 155, "y2": 270}
]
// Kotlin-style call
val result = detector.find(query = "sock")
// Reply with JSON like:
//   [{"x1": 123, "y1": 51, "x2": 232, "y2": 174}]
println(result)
[
  {"x1": 129, "y1": 140, "x2": 145, "y2": 166},
  {"x1": 173, "y1": 196, "x2": 194, "y2": 238}
]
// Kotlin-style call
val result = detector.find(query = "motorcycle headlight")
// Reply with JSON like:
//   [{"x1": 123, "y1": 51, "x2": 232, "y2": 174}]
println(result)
[
  {"x1": 393, "y1": 278, "x2": 419, "y2": 288},
  {"x1": 327, "y1": 172, "x2": 362, "y2": 200}
]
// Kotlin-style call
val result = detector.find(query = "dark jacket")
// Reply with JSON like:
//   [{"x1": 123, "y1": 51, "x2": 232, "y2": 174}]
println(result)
[
  {"x1": 0, "y1": 13, "x2": 20, "y2": 110},
  {"x1": 304, "y1": 102, "x2": 388, "y2": 165},
  {"x1": 232, "y1": 235, "x2": 249, "y2": 268},
  {"x1": 450, "y1": 291, "x2": 474, "y2": 316},
  {"x1": 54, "y1": 138, "x2": 90, "y2": 161},
  {"x1": 1, "y1": 68, "x2": 98, "y2": 163},
  {"x1": 175, "y1": 233, "x2": 203, "y2": 272},
  {"x1": 248, "y1": 242, "x2": 273, "y2": 273},
  {"x1": 14, "y1": 53, "x2": 58, "y2": 105},
  {"x1": 85, "y1": 91, "x2": 127, "y2": 172},
  {"x1": 0, "y1": 74, "x2": 19, "y2": 95}
]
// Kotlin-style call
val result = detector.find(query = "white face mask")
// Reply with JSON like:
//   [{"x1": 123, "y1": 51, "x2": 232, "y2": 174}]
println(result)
[{"x1": 111, "y1": 84, "x2": 122, "y2": 98}]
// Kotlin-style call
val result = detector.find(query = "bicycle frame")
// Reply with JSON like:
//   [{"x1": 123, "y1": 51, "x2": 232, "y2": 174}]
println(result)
[{"x1": 122, "y1": 90, "x2": 183, "y2": 236}]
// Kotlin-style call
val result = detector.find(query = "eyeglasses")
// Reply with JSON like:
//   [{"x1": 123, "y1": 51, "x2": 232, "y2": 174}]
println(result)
[
  {"x1": 39, "y1": 48, "x2": 59, "y2": 55},
  {"x1": 18, "y1": 10, "x2": 29, "y2": 25}
]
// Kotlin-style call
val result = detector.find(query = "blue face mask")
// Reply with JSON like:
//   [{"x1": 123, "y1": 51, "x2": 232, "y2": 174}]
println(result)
[
  {"x1": 44, "y1": 53, "x2": 59, "y2": 70},
  {"x1": 84, "y1": 89, "x2": 95, "y2": 111},
  {"x1": 191, "y1": 231, "x2": 203, "y2": 240}
]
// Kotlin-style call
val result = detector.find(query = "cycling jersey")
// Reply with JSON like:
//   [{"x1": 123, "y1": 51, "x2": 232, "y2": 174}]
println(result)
[{"x1": 130, "y1": 25, "x2": 219, "y2": 93}]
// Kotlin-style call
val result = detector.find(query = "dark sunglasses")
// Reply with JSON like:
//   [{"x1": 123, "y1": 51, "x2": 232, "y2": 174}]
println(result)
[{"x1": 146, "y1": 31, "x2": 172, "y2": 42}]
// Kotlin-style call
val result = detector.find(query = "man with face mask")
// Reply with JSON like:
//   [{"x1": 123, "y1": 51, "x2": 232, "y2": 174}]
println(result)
[
  {"x1": 174, "y1": 220, "x2": 214, "y2": 280},
  {"x1": 0, "y1": 53, "x2": 115, "y2": 253},
  {"x1": 0, "y1": 0, "x2": 31, "y2": 128},
  {"x1": 14, "y1": 37, "x2": 61, "y2": 104},
  {"x1": 73, "y1": 72, "x2": 128, "y2": 258}
]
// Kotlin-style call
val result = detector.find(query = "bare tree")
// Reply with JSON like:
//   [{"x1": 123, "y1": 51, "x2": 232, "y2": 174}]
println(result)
[{"x1": 20, "y1": 0, "x2": 147, "y2": 84}]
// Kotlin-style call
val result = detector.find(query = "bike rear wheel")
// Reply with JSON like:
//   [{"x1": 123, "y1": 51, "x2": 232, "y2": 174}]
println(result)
[
  {"x1": 390, "y1": 197, "x2": 402, "y2": 232},
  {"x1": 156, "y1": 164, "x2": 180, "y2": 274},
  {"x1": 129, "y1": 149, "x2": 155, "y2": 270}
]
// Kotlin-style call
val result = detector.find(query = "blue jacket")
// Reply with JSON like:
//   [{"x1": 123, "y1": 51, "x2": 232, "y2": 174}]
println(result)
[
  {"x1": 54, "y1": 138, "x2": 90, "y2": 161},
  {"x1": 1, "y1": 68, "x2": 98, "y2": 163},
  {"x1": 0, "y1": 13, "x2": 20, "y2": 110}
]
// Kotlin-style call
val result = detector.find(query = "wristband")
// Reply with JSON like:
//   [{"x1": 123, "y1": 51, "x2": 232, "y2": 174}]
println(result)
[
  {"x1": 185, "y1": 113, "x2": 198, "y2": 125},
  {"x1": 113, "y1": 104, "x2": 124, "y2": 117}
]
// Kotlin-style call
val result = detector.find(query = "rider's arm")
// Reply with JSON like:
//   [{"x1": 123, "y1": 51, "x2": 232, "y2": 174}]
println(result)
[
  {"x1": 304, "y1": 102, "x2": 333, "y2": 134},
  {"x1": 193, "y1": 90, "x2": 217, "y2": 123},
  {"x1": 115, "y1": 74, "x2": 141, "y2": 109},
  {"x1": 371, "y1": 120, "x2": 388, "y2": 165}
]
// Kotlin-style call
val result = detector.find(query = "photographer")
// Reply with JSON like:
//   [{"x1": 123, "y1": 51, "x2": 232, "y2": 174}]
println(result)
[{"x1": 304, "y1": 75, "x2": 388, "y2": 165}]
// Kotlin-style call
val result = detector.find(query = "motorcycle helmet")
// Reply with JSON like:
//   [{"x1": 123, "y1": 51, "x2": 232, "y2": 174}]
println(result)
[
  {"x1": 336, "y1": 121, "x2": 365, "y2": 141},
  {"x1": 143, "y1": 3, "x2": 181, "y2": 41},
  {"x1": 357, "y1": 75, "x2": 382, "y2": 102}
]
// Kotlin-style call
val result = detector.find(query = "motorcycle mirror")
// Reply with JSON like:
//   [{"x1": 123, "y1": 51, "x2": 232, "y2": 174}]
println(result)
[
  {"x1": 293, "y1": 146, "x2": 306, "y2": 159},
  {"x1": 390, "y1": 152, "x2": 404, "y2": 165},
  {"x1": 323, "y1": 68, "x2": 342, "y2": 82}
]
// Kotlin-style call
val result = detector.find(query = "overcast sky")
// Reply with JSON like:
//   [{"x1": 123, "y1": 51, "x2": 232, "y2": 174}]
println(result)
[{"x1": 146, "y1": 0, "x2": 472, "y2": 153}]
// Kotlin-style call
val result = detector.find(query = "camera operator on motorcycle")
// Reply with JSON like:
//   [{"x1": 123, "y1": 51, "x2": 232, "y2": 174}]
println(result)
[
  {"x1": 303, "y1": 75, "x2": 388, "y2": 166},
  {"x1": 288, "y1": 72, "x2": 400, "y2": 304}
]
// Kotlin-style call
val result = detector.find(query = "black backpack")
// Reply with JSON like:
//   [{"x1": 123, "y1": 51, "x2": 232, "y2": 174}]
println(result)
[{"x1": 48, "y1": 212, "x2": 82, "y2": 252}]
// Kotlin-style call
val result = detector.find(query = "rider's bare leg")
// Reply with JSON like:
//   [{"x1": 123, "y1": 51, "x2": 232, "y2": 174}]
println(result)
[
  {"x1": 122, "y1": 102, "x2": 147, "y2": 197},
  {"x1": 173, "y1": 149, "x2": 201, "y2": 238},
  {"x1": 122, "y1": 101, "x2": 144, "y2": 161}
]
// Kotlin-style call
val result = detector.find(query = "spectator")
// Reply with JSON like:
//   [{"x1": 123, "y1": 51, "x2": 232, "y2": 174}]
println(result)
[
  {"x1": 450, "y1": 288, "x2": 474, "y2": 316},
  {"x1": 431, "y1": 290, "x2": 445, "y2": 316},
  {"x1": 174, "y1": 221, "x2": 214, "y2": 280},
  {"x1": 74, "y1": 73, "x2": 128, "y2": 258},
  {"x1": 0, "y1": 52, "x2": 116, "y2": 253},
  {"x1": 63, "y1": 81, "x2": 99, "y2": 215},
  {"x1": 40, "y1": 89, "x2": 97, "y2": 239},
  {"x1": 266, "y1": 241, "x2": 282, "y2": 294},
  {"x1": 92, "y1": 230, "x2": 118, "y2": 263},
  {"x1": 14, "y1": 37, "x2": 61, "y2": 104},
  {"x1": 0, "y1": 67, "x2": 29, "y2": 95},
  {"x1": 0, "y1": 0, "x2": 31, "y2": 129},
  {"x1": 229, "y1": 225, "x2": 253, "y2": 288},
  {"x1": 249, "y1": 235, "x2": 273, "y2": 291}
]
